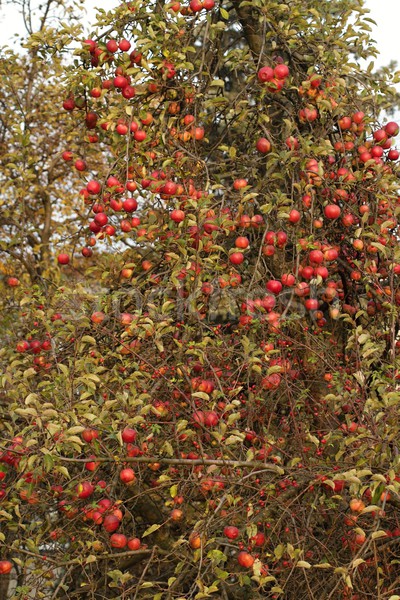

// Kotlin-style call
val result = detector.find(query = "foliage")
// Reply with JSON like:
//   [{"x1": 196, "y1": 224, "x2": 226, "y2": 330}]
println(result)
[{"x1": 1, "y1": 0, "x2": 400, "y2": 598}]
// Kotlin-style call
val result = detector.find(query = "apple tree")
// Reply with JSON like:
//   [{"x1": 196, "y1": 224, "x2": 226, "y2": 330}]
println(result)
[{"x1": 2, "y1": 0, "x2": 400, "y2": 598}]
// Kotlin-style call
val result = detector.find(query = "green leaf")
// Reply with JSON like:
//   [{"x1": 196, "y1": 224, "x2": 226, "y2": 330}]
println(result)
[
  {"x1": 44, "y1": 454, "x2": 54, "y2": 472},
  {"x1": 142, "y1": 523, "x2": 162, "y2": 537}
]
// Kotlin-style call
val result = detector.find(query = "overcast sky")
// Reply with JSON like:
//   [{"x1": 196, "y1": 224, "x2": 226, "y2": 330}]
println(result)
[
  {"x1": 363, "y1": 0, "x2": 400, "y2": 67},
  {"x1": 0, "y1": 0, "x2": 399, "y2": 69}
]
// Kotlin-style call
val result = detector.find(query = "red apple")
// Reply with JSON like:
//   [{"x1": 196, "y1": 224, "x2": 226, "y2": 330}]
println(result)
[
  {"x1": 171, "y1": 209, "x2": 185, "y2": 223},
  {"x1": 127, "y1": 537, "x2": 141, "y2": 550},
  {"x1": 274, "y1": 64, "x2": 289, "y2": 79},
  {"x1": 237, "y1": 551, "x2": 254, "y2": 568},
  {"x1": 266, "y1": 280, "x2": 282, "y2": 295},
  {"x1": 7, "y1": 277, "x2": 20, "y2": 287},
  {"x1": 122, "y1": 198, "x2": 138, "y2": 212},
  {"x1": 257, "y1": 66, "x2": 274, "y2": 82},
  {"x1": 224, "y1": 525, "x2": 239, "y2": 539},
  {"x1": 57, "y1": 253, "x2": 70, "y2": 265},
  {"x1": 103, "y1": 514, "x2": 121, "y2": 533},
  {"x1": 106, "y1": 39, "x2": 118, "y2": 53},
  {"x1": 385, "y1": 121, "x2": 399, "y2": 137},
  {"x1": 204, "y1": 411, "x2": 219, "y2": 427},
  {"x1": 87, "y1": 180, "x2": 101, "y2": 195},
  {"x1": 121, "y1": 428, "x2": 137, "y2": 443},
  {"x1": 235, "y1": 236, "x2": 249, "y2": 249},
  {"x1": 288, "y1": 209, "x2": 301, "y2": 223},
  {"x1": 256, "y1": 137, "x2": 271, "y2": 153},
  {"x1": 76, "y1": 481, "x2": 94, "y2": 499},
  {"x1": 230, "y1": 252, "x2": 244, "y2": 265},
  {"x1": 324, "y1": 204, "x2": 341, "y2": 219},
  {"x1": 119, "y1": 39, "x2": 131, "y2": 51},
  {"x1": 0, "y1": 560, "x2": 12, "y2": 574},
  {"x1": 120, "y1": 468, "x2": 136, "y2": 484},
  {"x1": 91, "y1": 311, "x2": 106, "y2": 324},
  {"x1": 82, "y1": 429, "x2": 99, "y2": 443},
  {"x1": 233, "y1": 178, "x2": 248, "y2": 190},
  {"x1": 110, "y1": 533, "x2": 127, "y2": 548}
]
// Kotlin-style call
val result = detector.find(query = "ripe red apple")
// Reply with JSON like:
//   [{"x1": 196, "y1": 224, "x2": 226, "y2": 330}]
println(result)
[
  {"x1": 85, "y1": 456, "x2": 99, "y2": 471},
  {"x1": 57, "y1": 253, "x2": 70, "y2": 265},
  {"x1": 62, "y1": 150, "x2": 73, "y2": 161},
  {"x1": 62, "y1": 97, "x2": 75, "y2": 111},
  {"x1": 233, "y1": 178, "x2": 248, "y2": 190},
  {"x1": 107, "y1": 176, "x2": 120, "y2": 188},
  {"x1": 7, "y1": 277, "x2": 20, "y2": 287},
  {"x1": 82, "y1": 429, "x2": 99, "y2": 443},
  {"x1": 122, "y1": 198, "x2": 138, "y2": 212},
  {"x1": 103, "y1": 514, "x2": 121, "y2": 533},
  {"x1": 286, "y1": 136, "x2": 299, "y2": 150},
  {"x1": 266, "y1": 280, "x2": 282, "y2": 295},
  {"x1": 333, "y1": 480, "x2": 345, "y2": 493},
  {"x1": 94, "y1": 213, "x2": 108, "y2": 226},
  {"x1": 256, "y1": 137, "x2": 271, "y2": 153},
  {"x1": 352, "y1": 111, "x2": 364, "y2": 124},
  {"x1": 281, "y1": 273, "x2": 295, "y2": 286},
  {"x1": 267, "y1": 78, "x2": 284, "y2": 92},
  {"x1": 76, "y1": 481, "x2": 94, "y2": 499},
  {"x1": 388, "y1": 149, "x2": 399, "y2": 160},
  {"x1": 237, "y1": 551, "x2": 254, "y2": 568},
  {"x1": 120, "y1": 468, "x2": 136, "y2": 484},
  {"x1": 305, "y1": 298, "x2": 319, "y2": 311},
  {"x1": 91, "y1": 311, "x2": 106, "y2": 324},
  {"x1": 74, "y1": 159, "x2": 87, "y2": 172},
  {"x1": 235, "y1": 236, "x2": 249, "y2": 249},
  {"x1": 171, "y1": 209, "x2": 185, "y2": 223},
  {"x1": 127, "y1": 537, "x2": 141, "y2": 550},
  {"x1": 315, "y1": 266, "x2": 328, "y2": 279},
  {"x1": 126, "y1": 181, "x2": 138, "y2": 193},
  {"x1": 0, "y1": 560, "x2": 12, "y2": 574},
  {"x1": 309, "y1": 249, "x2": 324, "y2": 264},
  {"x1": 116, "y1": 123, "x2": 128, "y2": 135},
  {"x1": 224, "y1": 525, "x2": 239, "y2": 539},
  {"x1": 257, "y1": 66, "x2": 274, "y2": 82},
  {"x1": 85, "y1": 112, "x2": 98, "y2": 129},
  {"x1": 134, "y1": 130, "x2": 146, "y2": 142},
  {"x1": 288, "y1": 209, "x2": 301, "y2": 223},
  {"x1": 162, "y1": 181, "x2": 178, "y2": 195},
  {"x1": 204, "y1": 411, "x2": 219, "y2": 427},
  {"x1": 373, "y1": 129, "x2": 387, "y2": 143},
  {"x1": 16, "y1": 340, "x2": 30, "y2": 352},
  {"x1": 87, "y1": 180, "x2": 101, "y2": 195},
  {"x1": 385, "y1": 121, "x2": 399, "y2": 137},
  {"x1": 119, "y1": 39, "x2": 131, "y2": 51},
  {"x1": 230, "y1": 252, "x2": 244, "y2": 265},
  {"x1": 110, "y1": 533, "x2": 127, "y2": 548},
  {"x1": 253, "y1": 531, "x2": 266, "y2": 546},
  {"x1": 98, "y1": 498, "x2": 112, "y2": 513},
  {"x1": 338, "y1": 116, "x2": 352, "y2": 130},
  {"x1": 122, "y1": 85, "x2": 136, "y2": 99},
  {"x1": 121, "y1": 428, "x2": 137, "y2": 443},
  {"x1": 189, "y1": 0, "x2": 203, "y2": 11},
  {"x1": 324, "y1": 204, "x2": 341, "y2": 219},
  {"x1": 106, "y1": 39, "x2": 118, "y2": 53},
  {"x1": 274, "y1": 64, "x2": 289, "y2": 79}
]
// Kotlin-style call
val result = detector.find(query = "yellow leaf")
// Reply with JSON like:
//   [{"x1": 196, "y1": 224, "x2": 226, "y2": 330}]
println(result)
[{"x1": 296, "y1": 561, "x2": 311, "y2": 569}]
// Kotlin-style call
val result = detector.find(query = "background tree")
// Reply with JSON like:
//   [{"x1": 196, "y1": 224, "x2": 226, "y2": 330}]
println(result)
[{"x1": 2, "y1": 0, "x2": 400, "y2": 598}]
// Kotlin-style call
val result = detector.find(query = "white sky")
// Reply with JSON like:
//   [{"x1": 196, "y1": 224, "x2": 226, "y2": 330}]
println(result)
[
  {"x1": 363, "y1": 0, "x2": 400, "y2": 68},
  {"x1": 0, "y1": 0, "x2": 399, "y2": 67},
  {"x1": 0, "y1": 0, "x2": 399, "y2": 81}
]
